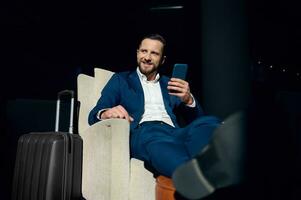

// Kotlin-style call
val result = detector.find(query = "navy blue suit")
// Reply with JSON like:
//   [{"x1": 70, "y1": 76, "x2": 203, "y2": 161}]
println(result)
[{"x1": 89, "y1": 70, "x2": 220, "y2": 177}]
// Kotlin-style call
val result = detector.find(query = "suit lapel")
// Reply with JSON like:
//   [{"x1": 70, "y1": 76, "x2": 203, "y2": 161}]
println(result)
[
  {"x1": 127, "y1": 71, "x2": 145, "y2": 113},
  {"x1": 128, "y1": 71, "x2": 144, "y2": 94},
  {"x1": 159, "y1": 76, "x2": 172, "y2": 108}
]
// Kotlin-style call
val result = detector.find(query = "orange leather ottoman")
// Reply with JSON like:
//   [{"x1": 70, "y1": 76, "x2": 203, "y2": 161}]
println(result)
[{"x1": 156, "y1": 175, "x2": 176, "y2": 200}]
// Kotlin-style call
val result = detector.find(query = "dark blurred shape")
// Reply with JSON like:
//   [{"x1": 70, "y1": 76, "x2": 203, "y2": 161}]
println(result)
[
  {"x1": 172, "y1": 111, "x2": 247, "y2": 199},
  {"x1": 200, "y1": 0, "x2": 251, "y2": 119}
]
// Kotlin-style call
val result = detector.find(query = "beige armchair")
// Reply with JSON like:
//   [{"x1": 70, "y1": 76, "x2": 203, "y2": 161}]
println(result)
[{"x1": 77, "y1": 68, "x2": 156, "y2": 200}]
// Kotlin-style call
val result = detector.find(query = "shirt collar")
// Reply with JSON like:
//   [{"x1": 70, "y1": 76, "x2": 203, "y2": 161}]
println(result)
[{"x1": 136, "y1": 67, "x2": 160, "y2": 83}]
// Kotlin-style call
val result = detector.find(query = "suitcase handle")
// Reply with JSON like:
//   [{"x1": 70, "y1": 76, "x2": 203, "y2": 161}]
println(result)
[
  {"x1": 58, "y1": 90, "x2": 75, "y2": 98},
  {"x1": 55, "y1": 90, "x2": 74, "y2": 133}
]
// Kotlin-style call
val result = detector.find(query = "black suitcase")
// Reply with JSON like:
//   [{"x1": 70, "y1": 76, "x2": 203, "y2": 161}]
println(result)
[{"x1": 12, "y1": 90, "x2": 83, "y2": 200}]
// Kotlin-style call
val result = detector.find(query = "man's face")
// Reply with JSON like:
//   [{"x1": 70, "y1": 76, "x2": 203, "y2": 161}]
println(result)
[{"x1": 137, "y1": 38, "x2": 165, "y2": 80}]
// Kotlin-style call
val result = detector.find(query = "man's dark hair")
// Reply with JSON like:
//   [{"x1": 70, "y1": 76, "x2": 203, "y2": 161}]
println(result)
[{"x1": 139, "y1": 33, "x2": 167, "y2": 54}]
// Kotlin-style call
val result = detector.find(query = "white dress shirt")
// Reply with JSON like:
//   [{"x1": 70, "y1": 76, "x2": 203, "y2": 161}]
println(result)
[{"x1": 136, "y1": 68, "x2": 175, "y2": 127}]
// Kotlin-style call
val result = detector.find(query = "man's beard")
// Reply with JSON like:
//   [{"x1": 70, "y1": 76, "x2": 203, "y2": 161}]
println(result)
[{"x1": 138, "y1": 63, "x2": 157, "y2": 76}]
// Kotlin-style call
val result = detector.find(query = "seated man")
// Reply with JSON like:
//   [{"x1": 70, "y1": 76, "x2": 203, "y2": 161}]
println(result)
[{"x1": 88, "y1": 33, "x2": 220, "y2": 178}]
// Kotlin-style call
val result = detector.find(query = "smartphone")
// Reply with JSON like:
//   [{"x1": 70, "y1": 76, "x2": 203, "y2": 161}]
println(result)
[
  {"x1": 170, "y1": 63, "x2": 188, "y2": 93},
  {"x1": 172, "y1": 63, "x2": 188, "y2": 80}
]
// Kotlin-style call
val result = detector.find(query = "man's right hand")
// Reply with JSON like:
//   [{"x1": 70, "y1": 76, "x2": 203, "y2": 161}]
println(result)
[{"x1": 100, "y1": 105, "x2": 134, "y2": 122}]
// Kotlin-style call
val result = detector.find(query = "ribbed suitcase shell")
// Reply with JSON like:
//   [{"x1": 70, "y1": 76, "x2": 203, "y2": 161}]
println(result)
[{"x1": 12, "y1": 132, "x2": 83, "y2": 200}]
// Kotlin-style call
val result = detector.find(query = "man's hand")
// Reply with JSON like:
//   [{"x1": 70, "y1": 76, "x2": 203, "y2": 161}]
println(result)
[
  {"x1": 100, "y1": 105, "x2": 134, "y2": 122},
  {"x1": 168, "y1": 78, "x2": 193, "y2": 105}
]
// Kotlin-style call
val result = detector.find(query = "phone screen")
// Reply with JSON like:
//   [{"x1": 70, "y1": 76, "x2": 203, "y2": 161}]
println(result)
[{"x1": 172, "y1": 63, "x2": 188, "y2": 80}]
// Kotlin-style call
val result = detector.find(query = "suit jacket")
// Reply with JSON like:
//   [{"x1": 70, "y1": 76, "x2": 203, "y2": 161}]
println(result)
[{"x1": 88, "y1": 70, "x2": 204, "y2": 130}]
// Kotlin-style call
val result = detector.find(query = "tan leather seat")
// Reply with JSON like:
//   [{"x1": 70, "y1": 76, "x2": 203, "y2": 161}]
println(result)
[{"x1": 156, "y1": 176, "x2": 175, "y2": 200}]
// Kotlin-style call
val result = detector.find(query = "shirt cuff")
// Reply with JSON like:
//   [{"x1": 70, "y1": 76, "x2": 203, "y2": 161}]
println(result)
[
  {"x1": 186, "y1": 93, "x2": 196, "y2": 108},
  {"x1": 97, "y1": 108, "x2": 109, "y2": 120}
]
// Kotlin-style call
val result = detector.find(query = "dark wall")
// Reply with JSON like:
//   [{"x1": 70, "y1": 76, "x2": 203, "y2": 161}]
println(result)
[{"x1": 1, "y1": 1, "x2": 204, "y2": 100}]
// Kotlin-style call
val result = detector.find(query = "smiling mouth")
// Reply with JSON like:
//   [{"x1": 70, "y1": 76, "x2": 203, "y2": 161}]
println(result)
[{"x1": 143, "y1": 62, "x2": 153, "y2": 67}]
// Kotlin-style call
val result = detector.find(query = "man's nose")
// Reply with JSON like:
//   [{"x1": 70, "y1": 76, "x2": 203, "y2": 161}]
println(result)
[{"x1": 144, "y1": 53, "x2": 151, "y2": 60}]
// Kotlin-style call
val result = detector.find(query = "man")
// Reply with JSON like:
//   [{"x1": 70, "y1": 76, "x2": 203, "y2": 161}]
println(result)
[{"x1": 88, "y1": 33, "x2": 220, "y2": 177}]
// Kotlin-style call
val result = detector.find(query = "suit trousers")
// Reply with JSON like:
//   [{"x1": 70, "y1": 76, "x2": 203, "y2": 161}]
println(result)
[{"x1": 130, "y1": 116, "x2": 220, "y2": 177}]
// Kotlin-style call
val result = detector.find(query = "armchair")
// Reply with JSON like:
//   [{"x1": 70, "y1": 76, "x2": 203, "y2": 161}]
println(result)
[{"x1": 77, "y1": 68, "x2": 156, "y2": 200}]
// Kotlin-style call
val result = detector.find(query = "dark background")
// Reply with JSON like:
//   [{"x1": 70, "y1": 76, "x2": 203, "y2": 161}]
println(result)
[{"x1": 1, "y1": 0, "x2": 301, "y2": 199}]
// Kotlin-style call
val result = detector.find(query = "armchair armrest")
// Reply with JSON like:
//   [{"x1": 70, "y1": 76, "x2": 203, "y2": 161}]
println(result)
[{"x1": 81, "y1": 118, "x2": 130, "y2": 200}]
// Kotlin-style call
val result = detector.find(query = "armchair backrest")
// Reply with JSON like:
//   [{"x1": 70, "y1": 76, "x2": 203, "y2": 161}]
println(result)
[{"x1": 77, "y1": 68, "x2": 114, "y2": 133}]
